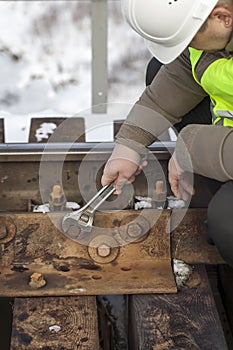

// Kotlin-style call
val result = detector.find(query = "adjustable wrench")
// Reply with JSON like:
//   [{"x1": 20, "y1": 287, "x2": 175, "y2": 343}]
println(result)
[{"x1": 62, "y1": 183, "x2": 115, "y2": 237}]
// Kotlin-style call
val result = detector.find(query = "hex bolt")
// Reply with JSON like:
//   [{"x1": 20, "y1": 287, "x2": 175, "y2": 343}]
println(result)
[
  {"x1": 29, "y1": 272, "x2": 46, "y2": 289},
  {"x1": 126, "y1": 223, "x2": 143, "y2": 239},
  {"x1": 0, "y1": 223, "x2": 7, "y2": 240},
  {"x1": 97, "y1": 244, "x2": 111, "y2": 258},
  {"x1": 49, "y1": 184, "x2": 66, "y2": 211},
  {"x1": 153, "y1": 180, "x2": 166, "y2": 201},
  {"x1": 152, "y1": 180, "x2": 167, "y2": 208}
]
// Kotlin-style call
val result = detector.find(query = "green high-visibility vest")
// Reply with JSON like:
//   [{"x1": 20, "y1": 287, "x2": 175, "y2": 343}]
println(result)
[{"x1": 189, "y1": 47, "x2": 233, "y2": 127}]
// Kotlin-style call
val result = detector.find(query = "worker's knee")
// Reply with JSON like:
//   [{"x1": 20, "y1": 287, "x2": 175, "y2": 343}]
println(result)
[{"x1": 207, "y1": 181, "x2": 233, "y2": 267}]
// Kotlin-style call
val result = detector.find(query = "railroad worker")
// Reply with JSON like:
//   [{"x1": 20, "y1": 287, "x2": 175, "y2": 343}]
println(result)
[{"x1": 101, "y1": 0, "x2": 233, "y2": 267}]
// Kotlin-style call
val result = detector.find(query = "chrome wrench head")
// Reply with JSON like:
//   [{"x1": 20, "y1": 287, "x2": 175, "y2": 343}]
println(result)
[
  {"x1": 61, "y1": 183, "x2": 115, "y2": 240},
  {"x1": 62, "y1": 209, "x2": 93, "y2": 235}
]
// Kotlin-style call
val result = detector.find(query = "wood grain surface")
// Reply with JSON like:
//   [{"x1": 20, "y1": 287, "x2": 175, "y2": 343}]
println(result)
[
  {"x1": 129, "y1": 265, "x2": 228, "y2": 350},
  {"x1": 11, "y1": 296, "x2": 99, "y2": 350}
]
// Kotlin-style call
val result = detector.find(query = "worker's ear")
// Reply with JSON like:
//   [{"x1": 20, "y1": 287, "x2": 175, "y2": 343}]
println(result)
[{"x1": 211, "y1": 6, "x2": 233, "y2": 28}]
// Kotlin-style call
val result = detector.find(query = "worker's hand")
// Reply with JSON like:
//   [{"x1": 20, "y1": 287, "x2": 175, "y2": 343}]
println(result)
[
  {"x1": 101, "y1": 144, "x2": 147, "y2": 194},
  {"x1": 168, "y1": 152, "x2": 195, "y2": 201}
]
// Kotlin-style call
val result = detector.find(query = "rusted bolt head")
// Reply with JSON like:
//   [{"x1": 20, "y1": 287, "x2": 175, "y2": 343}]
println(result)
[
  {"x1": 0, "y1": 223, "x2": 7, "y2": 240},
  {"x1": 29, "y1": 272, "x2": 46, "y2": 289},
  {"x1": 126, "y1": 223, "x2": 143, "y2": 238},
  {"x1": 97, "y1": 244, "x2": 111, "y2": 258}
]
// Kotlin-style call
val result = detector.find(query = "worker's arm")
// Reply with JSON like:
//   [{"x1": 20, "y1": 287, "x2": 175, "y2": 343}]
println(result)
[
  {"x1": 116, "y1": 49, "x2": 207, "y2": 153},
  {"x1": 170, "y1": 124, "x2": 233, "y2": 197},
  {"x1": 102, "y1": 50, "x2": 207, "y2": 188}
]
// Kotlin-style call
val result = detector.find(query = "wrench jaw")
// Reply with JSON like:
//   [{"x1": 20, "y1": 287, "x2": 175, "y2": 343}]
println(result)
[
  {"x1": 62, "y1": 211, "x2": 93, "y2": 242},
  {"x1": 76, "y1": 210, "x2": 94, "y2": 231},
  {"x1": 62, "y1": 215, "x2": 78, "y2": 234},
  {"x1": 61, "y1": 183, "x2": 115, "y2": 241}
]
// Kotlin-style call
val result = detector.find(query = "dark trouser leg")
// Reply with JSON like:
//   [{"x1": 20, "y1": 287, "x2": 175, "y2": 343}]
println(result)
[
  {"x1": 207, "y1": 181, "x2": 233, "y2": 268},
  {"x1": 145, "y1": 57, "x2": 212, "y2": 129}
]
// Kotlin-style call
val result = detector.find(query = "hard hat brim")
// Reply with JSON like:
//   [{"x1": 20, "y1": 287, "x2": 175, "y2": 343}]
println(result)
[{"x1": 145, "y1": 37, "x2": 193, "y2": 64}]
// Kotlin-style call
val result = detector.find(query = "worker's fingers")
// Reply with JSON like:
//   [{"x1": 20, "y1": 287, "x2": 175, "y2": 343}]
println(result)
[
  {"x1": 180, "y1": 178, "x2": 195, "y2": 197},
  {"x1": 176, "y1": 179, "x2": 195, "y2": 201},
  {"x1": 170, "y1": 178, "x2": 180, "y2": 198},
  {"x1": 134, "y1": 160, "x2": 148, "y2": 176},
  {"x1": 101, "y1": 172, "x2": 117, "y2": 187},
  {"x1": 169, "y1": 173, "x2": 195, "y2": 201}
]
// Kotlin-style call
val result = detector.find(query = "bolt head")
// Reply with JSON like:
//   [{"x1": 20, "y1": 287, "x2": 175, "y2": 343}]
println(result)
[
  {"x1": 97, "y1": 244, "x2": 111, "y2": 257},
  {"x1": 127, "y1": 223, "x2": 143, "y2": 238}
]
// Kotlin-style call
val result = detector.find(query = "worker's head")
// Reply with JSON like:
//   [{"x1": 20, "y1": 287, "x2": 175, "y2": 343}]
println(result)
[{"x1": 121, "y1": 0, "x2": 233, "y2": 63}]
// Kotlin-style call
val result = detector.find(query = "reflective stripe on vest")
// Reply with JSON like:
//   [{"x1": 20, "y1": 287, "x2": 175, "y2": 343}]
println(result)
[
  {"x1": 212, "y1": 109, "x2": 233, "y2": 127},
  {"x1": 188, "y1": 47, "x2": 233, "y2": 127}
]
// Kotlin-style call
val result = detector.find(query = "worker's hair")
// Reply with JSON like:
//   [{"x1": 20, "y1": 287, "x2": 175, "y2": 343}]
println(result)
[{"x1": 217, "y1": 0, "x2": 233, "y2": 5}]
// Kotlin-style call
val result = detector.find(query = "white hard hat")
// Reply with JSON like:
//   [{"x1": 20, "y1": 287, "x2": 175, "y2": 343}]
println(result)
[{"x1": 121, "y1": 0, "x2": 218, "y2": 64}]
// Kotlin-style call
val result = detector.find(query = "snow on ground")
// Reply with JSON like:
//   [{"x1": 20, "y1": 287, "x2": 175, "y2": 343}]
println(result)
[{"x1": 0, "y1": 1, "x2": 151, "y2": 142}]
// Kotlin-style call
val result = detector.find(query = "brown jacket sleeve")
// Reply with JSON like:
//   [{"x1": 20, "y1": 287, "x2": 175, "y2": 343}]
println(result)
[
  {"x1": 116, "y1": 49, "x2": 208, "y2": 155},
  {"x1": 175, "y1": 124, "x2": 233, "y2": 182}
]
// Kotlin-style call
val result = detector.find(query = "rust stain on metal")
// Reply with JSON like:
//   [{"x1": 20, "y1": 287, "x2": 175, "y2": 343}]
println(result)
[{"x1": 20, "y1": 223, "x2": 40, "y2": 236}]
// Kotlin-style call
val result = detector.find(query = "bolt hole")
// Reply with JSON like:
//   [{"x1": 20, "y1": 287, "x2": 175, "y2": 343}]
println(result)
[
  {"x1": 58, "y1": 265, "x2": 70, "y2": 272},
  {"x1": 11, "y1": 265, "x2": 29, "y2": 273},
  {"x1": 121, "y1": 267, "x2": 131, "y2": 272},
  {"x1": 92, "y1": 275, "x2": 102, "y2": 280}
]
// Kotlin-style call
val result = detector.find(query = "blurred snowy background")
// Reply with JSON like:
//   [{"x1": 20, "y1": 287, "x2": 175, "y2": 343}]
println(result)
[{"x1": 0, "y1": 1, "x2": 151, "y2": 142}]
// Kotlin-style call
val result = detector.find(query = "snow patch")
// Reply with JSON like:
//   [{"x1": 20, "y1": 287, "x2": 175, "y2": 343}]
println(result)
[
  {"x1": 35, "y1": 122, "x2": 57, "y2": 142},
  {"x1": 173, "y1": 259, "x2": 192, "y2": 287},
  {"x1": 49, "y1": 325, "x2": 61, "y2": 333}
]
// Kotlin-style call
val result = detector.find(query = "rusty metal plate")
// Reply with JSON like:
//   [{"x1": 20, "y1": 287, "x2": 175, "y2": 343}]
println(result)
[{"x1": 0, "y1": 210, "x2": 177, "y2": 297}]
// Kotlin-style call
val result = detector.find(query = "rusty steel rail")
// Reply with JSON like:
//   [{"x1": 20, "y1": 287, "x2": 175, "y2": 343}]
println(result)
[
  {"x1": 0, "y1": 142, "x2": 174, "y2": 212},
  {"x1": 0, "y1": 141, "x2": 175, "y2": 160},
  {"x1": 0, "y1": 141, "x2": 213, "y2": 212}
]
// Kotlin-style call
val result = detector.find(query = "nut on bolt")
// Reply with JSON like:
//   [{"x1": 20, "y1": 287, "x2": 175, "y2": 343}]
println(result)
[
  {"x1": 118, "y1": 214, "x2": 151, "y2": 244},
  {"x1": 126, "y1": 223, "x2": 143, "y2": 239},
  {"x1": 97, "y1": 244, "x2": 111, "y2": 258},
  {"x1": 88, "y1": 235, "x2": 119, "y2": 264},
  {"x1": 49, "y1": 184, "x2": 66, "y2": 211},
  {"x1": 152, "y1": 180, "x2": 166, "y2": 202}
]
